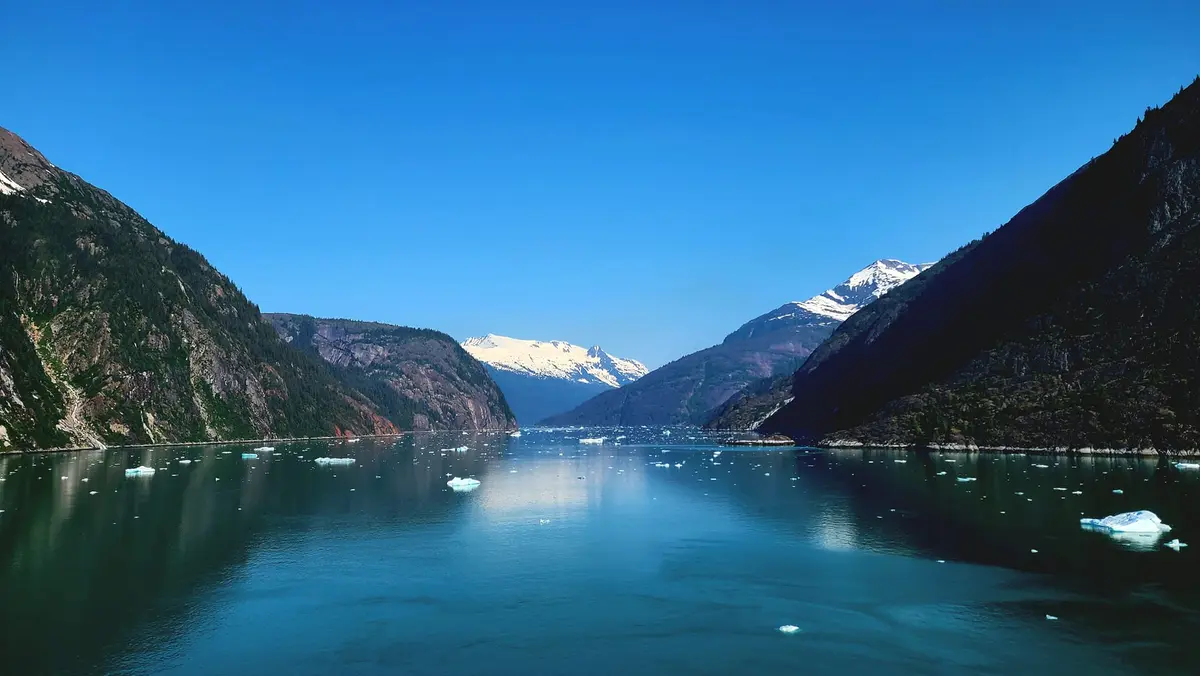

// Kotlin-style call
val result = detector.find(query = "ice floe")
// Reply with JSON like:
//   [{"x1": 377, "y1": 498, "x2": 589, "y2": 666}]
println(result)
[
  {"x1": 314, "y1": 457, "x2": 355, "y2": 466},
  {"x1": 124, "y1": 466, "x2": 156, "y2": 477},
  {"x1": 1165, "y1": 539, "x2": 1188, "y2": 551},
  {"x1": 447, "y1": 477, "x2": 481, "y2": 491},
  {"x1": 1080, "y1": 510, "x2": 1171, "y2": 534}
]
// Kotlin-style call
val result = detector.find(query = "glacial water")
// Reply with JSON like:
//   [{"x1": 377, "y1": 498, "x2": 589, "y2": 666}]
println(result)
[{"x1": 3, "y1": 429, "x2": 1200, "y2": 674}]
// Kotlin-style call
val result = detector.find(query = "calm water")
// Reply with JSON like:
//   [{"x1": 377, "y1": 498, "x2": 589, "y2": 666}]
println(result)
[{"x1": 3, "y1": 429, "x2": 1200, "y2": 675}]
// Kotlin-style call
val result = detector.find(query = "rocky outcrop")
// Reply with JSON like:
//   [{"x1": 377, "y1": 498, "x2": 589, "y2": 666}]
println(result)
[{"x1": 267, "y1": 315, "x2": 516, "y2": 431}]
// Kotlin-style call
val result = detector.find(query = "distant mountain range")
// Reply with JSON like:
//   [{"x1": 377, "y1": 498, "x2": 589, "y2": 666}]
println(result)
[
  {"x1": 460, "y1": 334, "x2": 647, "y2": 424},
  {"x1": 717, "y1": 77, "x2": 1200, "y2": 453},
  {"x1": 0, "y1": 126, "x2": 514, "y2": 451},
  {"x1": 542, "y1": 259, "x2": 931, "y2": 427}
]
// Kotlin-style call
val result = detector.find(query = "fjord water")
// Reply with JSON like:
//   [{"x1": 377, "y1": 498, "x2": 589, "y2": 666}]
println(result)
[{"x1": 3, "y1": 432, "x2": 1200, "y2": 674}]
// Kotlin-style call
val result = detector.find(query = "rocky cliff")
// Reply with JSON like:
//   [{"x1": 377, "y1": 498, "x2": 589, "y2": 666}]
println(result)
[
  {"x1": 0, "y1": 125, "x2": 506, "y2": 450},
  {"x1": 268, "y1": 315, "x2": 515, "y2": 431}
]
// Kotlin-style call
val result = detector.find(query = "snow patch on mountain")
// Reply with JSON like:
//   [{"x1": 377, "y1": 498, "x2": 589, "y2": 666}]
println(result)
[
  {"x1": 0, "y1": 169, "x2": 24, "y2": 195},
  {"x1": 461, "y1": 334, "x2": 648, "y2": 388},
  {"x1": 724, "y1": 259, "x2": 932, "y2": 344}
]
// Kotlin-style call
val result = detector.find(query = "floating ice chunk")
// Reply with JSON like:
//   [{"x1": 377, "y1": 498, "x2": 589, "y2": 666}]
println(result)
[
  {"x1": 1053, "y1": 487, "x2": 1067, "y2": 491},
  {"x1": 1045, "y1": 614, "x2": 1058, "y2": 621},
  {"x1": 1033, "y1": 464, "x2": 1050, "y2": 468},
  {"x1": 446, "y1": 477, "x2": 481, "y2": 491},
  {"x1": 1112, "y1": 489, "x2": 1123, "y2": 494},
  {"x1": 778, "y1": 625, "x2": 800, "y2": 634},
  {"x1": 253, "y1": 446, "x2": 275, "y2": 452},
  {"x1": 178, "y1": 459, "x2": 193, "y2": 465},
  {"x1": 89, "y1": 491, "x2": 98, "y2": 495},
  {"x1": 1080, "y1": 510, "x2": 1172, "y2": 534},
  {"x1": 894, "y1": 459, "x2": 907, "y2": 464},
  {"x1": 314, "y1": 457, "x2": 355, "y2": 466},
  {"x1": 1175, "y1": 462, "x2": 1200, "y2": 470},
  {"x1": 956, "y1": 477, "x2": 977, "y2": 482},
  {"x1": 1165, "y1": 539, "x2": 1188, "y2": 551},
  {"x1": 241, "y1": 453, "x2": 258, "y2": 459},
  {"x1": 124, "y1": 466, "x2": 156, "y2": 477},
  {"x1": 1071, "y1": 491, "x2": 1082, "y2": 495},
  {"x1": 579, "y1": 437, "x2": 605, "y2": 444},
  {"x1": 439, "y1": 446, "x2": 469, "y2": 452},
  {"x1": 936, "y1": 471, "x2": 947, "y2": 476},
  {"x1": 615, "y1": 435, "x2": 627, "y2": 441},
  {"x1": 509, "y1": 430, "x2": 522, "y2": 437},
  {"x1": 346, "y1": 438, "x2": 361, "y2": 443}
]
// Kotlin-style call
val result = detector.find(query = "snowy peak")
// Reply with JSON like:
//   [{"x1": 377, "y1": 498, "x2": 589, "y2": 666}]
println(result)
[
  {"x1": 461, "y1": 334, "x2": 648, "y2": 388},
  {"x1": 724, "y1": 259, "x2": 932, "y2": 344},
  {"x1": 798, "y1": 259, "x2": 934, "y2": 321}
]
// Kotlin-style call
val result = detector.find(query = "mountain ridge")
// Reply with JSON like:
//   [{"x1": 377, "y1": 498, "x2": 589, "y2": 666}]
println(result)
[
  {"x1": 459, "y1": 333, "x2": 647, "y2": 424},
  {"x1": 0, "y1": 125, "x2": 512, "y2": 450},
  {"x1": 543, "y1": 259, "x2": 930, "y2": 427},
  {"x1": 753, "y1": 77, "x2": 1200, "y2": 452}
]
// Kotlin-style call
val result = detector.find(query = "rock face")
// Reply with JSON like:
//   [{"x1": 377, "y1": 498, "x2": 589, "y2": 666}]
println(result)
[
  {"x1": 0, "y1": 125, "x2": 508, "y2": 450},
  {"x1": 545, "y1": 260, "x2": 930, "y2": 427},
  {"x1": 268, "y1": 315, "x2": 515, "y2": 431},
  {"x1": 460, "y1": 334, "x2": 647, "y2": 423},
  {"x1": 757, "y1": 78, "x2": 1200, "y2": 452}
]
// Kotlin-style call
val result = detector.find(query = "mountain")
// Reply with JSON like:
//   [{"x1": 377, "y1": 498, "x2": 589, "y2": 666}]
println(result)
[
  {"x1": 460, "y1": 334, "x2": 647, "y2": 424},
  {"x1": 751, "y1": 77, "x2": 1200, "y2": 452},
  {"x1": 268, "y1": 315, "x2": 515, "y2": 431},
  {"x1": 543, "y1": 259, "x2": 930, "y2": 427},
  {"x1": 0, "y1": 125, "x2": 509, "y2": 451}
]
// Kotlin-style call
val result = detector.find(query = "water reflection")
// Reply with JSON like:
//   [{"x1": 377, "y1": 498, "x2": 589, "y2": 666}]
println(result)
[{"x1": 2, "y1": 432, "x2": 1200, "y2": 674}]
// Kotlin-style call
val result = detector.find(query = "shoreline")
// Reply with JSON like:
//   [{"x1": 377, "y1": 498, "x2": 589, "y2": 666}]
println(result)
[
  {"x1": 0, "y1": 429, "x2": 517, "y2": 456},
  {"x1": 821, "y1": 439, "x2": 1195, "y2": 457}
]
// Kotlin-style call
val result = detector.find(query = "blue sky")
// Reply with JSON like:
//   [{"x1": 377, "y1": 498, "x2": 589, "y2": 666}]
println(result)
[{"x1": 4, "y1": 1, "x2": 1198, "y2": 368}]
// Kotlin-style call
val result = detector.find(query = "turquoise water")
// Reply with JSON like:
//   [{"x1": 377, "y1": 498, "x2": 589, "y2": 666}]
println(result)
[{"x1": 2, "y1": 429, "x2": 1200, "y2": 674}]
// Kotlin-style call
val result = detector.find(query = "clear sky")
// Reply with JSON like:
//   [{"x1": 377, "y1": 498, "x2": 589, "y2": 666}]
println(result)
[{"x1": 4, "y1": 1, "x2": 1198, "y2": 368}]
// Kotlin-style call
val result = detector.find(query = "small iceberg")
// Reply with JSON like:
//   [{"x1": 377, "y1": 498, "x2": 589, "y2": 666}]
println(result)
[
  {"x1": 178, "y1": 459, "x2": 193, "y2": 465},
  {"x1": 956, "y1": 477, "x2": 977, "y2": 482},
  {"x1": 439, "y1": 446, "x2": 470, "y2": 452},
  {"x1": 1112, "y1": 489, "x2": 1123, "y2": 494},
  {"x1": 124, "y1": 466, "x2": 156, "y2": 477},
  {"x1": 777, "y1": 625, "x2": 800, "y2": 634},
  {"x1": 1080, "y1": 510, "x2": 1171, "y2": 534},
  {"x1": 662, "y1": 430, "x2": 671, "y2": 436},
  {"x1": 579, "y1": 437, "x2": 605, "y2": 445},
  {"x1": 1165, "y1": 538, "x2": 1188, "y2": 551},
  {"x1": 253, "y1": 446, "x2": 275, "y2": 452},
  {"x1": 446, "y1": 477, "x2": 481, "y2": 491},
  {"x1": 314, "y1": 457, "x2": 355, "y2": 466},
  {"x1": 936, "y1": 471, "x2": 947, "y2": 476},
  {"x1": 1045, "y1": 614, "x2": 1058, "y2": 621},
  {"x1": 241, "y1": 453, "x2": 258, "y2": 459},
  {"x1": 509, "y1": 430, "x2": 522, "y2": 437},
  {"x1": 1175, "y1": 462, "x2": 1200, "y2": 470}
]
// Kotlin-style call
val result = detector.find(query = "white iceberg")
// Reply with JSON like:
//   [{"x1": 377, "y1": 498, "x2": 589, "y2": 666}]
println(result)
[
  {"x1": 956, "y1": 477, "x2": 977, "y2": 482},
  {"x1": 124, "y1": 466, "x2": 156, "y2": 477},
  {"x1": 1175, "y1": 462, "x2": 1200, "y2": 470},
  {"x1": 777, "y1": 625, "x2": 800, "y2": 634},
  {"x1": 253, "y1": 446, "x2": 275, "y2": 452},
  {"x1": 509, "y1": 430, "x2": 522, "y2": 437},
  {"x1": 314, "y1": 457, "x2": 355, "y2": 466},
  {"x1": 440, "y1": 446, "x2": 469, "y2": 452},
  {"x1": 241, "y1": 453, "x2": 258, "y2": 459},
  {"x1": 447, "y1": 477, "x2": 481, "y2": 491},
  {"x1": 178, "y1": 459, "x2": 193, "y2": 465},
  {"x1": 579, "y1": 437, "x2": 605, "y2": 445},
  {"x1": 1165, "y1": 539, "x2": 1188, "y2": 551},
  {"x1": 1080, "y1": 510, "x2": 1171, "y2": 534}
]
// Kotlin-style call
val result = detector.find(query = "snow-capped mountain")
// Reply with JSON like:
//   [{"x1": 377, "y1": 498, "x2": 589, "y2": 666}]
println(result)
[
  {"x1": 460, "y1": 334, "x2": 648, "y2": 423},
  {"x1": 723, "y1": 259, "x2": 933, "y2": 343},
  {"x1": 545, "y1": 258, "x2": 933, "y2": 428}
]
